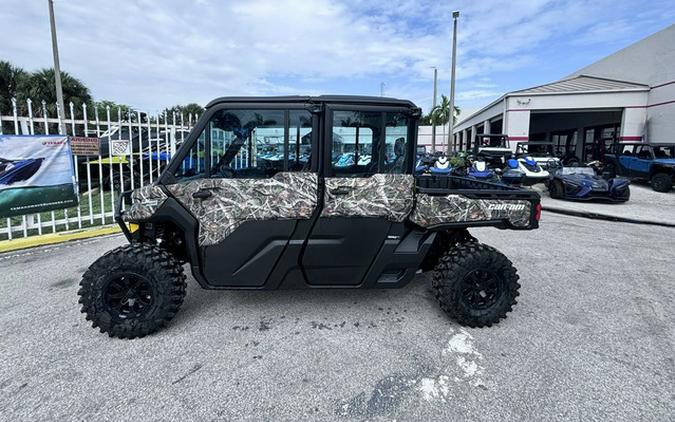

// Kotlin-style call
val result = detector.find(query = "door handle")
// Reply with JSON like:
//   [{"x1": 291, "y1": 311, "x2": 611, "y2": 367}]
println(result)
[
  {"x1": 330, "y1": 186, "x2": 352, "y2": 195},
  {"x1": 192, "y1": 189, "x2": 213, "y2": 199}
]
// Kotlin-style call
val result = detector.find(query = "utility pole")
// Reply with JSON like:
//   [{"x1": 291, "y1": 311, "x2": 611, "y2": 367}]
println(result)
[
  {"x1": 431, "y1": 67, "x2": 438, "y2": 153},
  {"x1": 448, "y1": 10, "x2": 460, "y2": 153},
  {"x1": 48, "y1": 0, "x2": 65, "y2": 126},
  {"x1": 380, "y1": 82, "x2": 386, "y2": 97}
]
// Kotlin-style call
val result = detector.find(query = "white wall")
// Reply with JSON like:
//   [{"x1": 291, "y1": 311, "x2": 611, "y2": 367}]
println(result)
[
  {"x1": 506, "y1": 91, "x2": 648, "y2": 110},
  {"x1": 454, "y1": 98, "x2": 505, "y2": 133},
  {"x1": 569, "y1": 24, "x2": 675, "y2": 143},
  {"x1": 417, "y1": 124, "x2": 450, "y2": 152},
  {"x1": 504, "y1": 110, "x2": 530, "y2": 140},
  {"x1": 569, "y1": 24, "x2": 675, "y2": 86}
]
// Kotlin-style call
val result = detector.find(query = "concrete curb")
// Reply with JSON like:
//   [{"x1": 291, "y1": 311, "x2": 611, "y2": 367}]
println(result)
[
  {"x1": 542, "y1": 206, "x2": 675, "y2": 228},
  {"x1": 0, "y1": 225, "x2": 121, "y2": 254}
]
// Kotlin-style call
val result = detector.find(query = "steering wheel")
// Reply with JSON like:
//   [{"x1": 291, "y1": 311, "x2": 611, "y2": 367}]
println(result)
[{"x1": 547, "y1": 158, "x2": 561, "y2": 171}]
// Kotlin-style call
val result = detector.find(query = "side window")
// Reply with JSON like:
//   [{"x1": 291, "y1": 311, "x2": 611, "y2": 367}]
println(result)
[
  {"x1": 635, "y1": 145, "x2": 652, "y2": 160},
  {"x1": 384, "y1": 112, "x2": 410, "y2": 174},
  {"x1": 331, "y1": 110, "x2": 381, "y2": 176},
  {"x1": 288, "y1": 110, "x2": 313, "y2": 171},
  {"x1": 174, "y1": 130, "x2": 206, "y2": 180},
  {"x1": 620, "y1": 145, "x2": 635, "y2": 156},
  {"x1": 209, "y1": 109, "x2": 285, "y2": 179}
]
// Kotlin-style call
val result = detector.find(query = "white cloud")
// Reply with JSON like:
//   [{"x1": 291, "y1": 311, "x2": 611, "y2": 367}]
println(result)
[{"x1": 1, "y1": 0, "x2": 673, "y2": 114}]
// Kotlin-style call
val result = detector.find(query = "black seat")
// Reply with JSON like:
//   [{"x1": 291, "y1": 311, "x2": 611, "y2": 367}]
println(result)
[{"x1": 388, "y1": 137, "x2": 406, "y2": 173}]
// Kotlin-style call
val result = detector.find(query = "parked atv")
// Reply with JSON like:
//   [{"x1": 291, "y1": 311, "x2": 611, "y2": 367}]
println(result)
[
  {"x1": 474, "y1": 134, "x2": 512, "y2": 167},
  {"x1": 79, "y1": 96, "x2": 540, "y2": 339}
]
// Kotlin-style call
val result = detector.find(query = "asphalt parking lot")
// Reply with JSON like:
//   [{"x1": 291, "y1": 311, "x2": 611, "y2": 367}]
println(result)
[{"x1": 1, "y1": 212, "x2": 674, "y2": 421}]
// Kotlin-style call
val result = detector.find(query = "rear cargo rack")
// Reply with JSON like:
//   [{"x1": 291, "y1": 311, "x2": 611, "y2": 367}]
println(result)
[{"x1": 415, "y1": 175, "x2": 539, "y2": 200}]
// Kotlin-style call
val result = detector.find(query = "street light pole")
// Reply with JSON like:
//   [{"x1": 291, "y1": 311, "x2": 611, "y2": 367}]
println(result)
[
  {"x1": 431, "y1": 67, "x2": 438, "y2": 153},
  {"x1": 48, "y1": 0, "x2": 65, "y2": 127},
  {"x1": 380, "y1": 82, "x2": 386, "y2": 97},
  {"x1": 447, "y1": 10, "x2": 459, "y2": 153}
]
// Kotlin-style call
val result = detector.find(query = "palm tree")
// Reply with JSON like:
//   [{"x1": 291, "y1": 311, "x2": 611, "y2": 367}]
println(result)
[
  {"x1": 17, "y1": 68, "x2": 92, "y2": 117},
  {"x1": 430, "y1": 95, "x2": 460, "y2": 152},
  {"x1": 430, "y1": 94, "x2": 460, "y2": 126},
  {"x1": 0, "y1": 60, "x2": 27, "y2": 115}
]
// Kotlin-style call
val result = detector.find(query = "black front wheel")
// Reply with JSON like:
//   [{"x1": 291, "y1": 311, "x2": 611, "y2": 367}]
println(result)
[
  {"x1": 432, "y1": 242, "x2": 520, "y2": 327},
  {"x1": 549, "y1": 180, "x2": 564, "y2": 199},
  {"x1": 78, "y1": 243, "x2": 187, "y2": 339}
]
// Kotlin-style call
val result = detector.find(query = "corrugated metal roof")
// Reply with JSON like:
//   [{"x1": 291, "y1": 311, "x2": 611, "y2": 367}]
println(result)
[{"x1": 514, "y1": 75, "x2": 649, "y2": 94}]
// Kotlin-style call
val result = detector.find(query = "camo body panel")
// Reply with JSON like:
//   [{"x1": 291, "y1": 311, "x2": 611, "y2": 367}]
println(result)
[
  {"x1": 321, "y1": 174, "x2": 414, "y2": 222},
  {"x1": 168, "y1": 172, "x2": 318, "y2": 246},
  {"x1": 410, "y1": 193, "x2": 532, "y2": 228},
  {"x1": 123, "y1": 185, "x2": 168, "y2": 221}
]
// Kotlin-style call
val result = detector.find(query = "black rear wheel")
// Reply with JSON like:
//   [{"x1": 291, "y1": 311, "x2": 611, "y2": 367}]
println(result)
[
  {"x1": 420, "y1": 229, "x2": 476, "y2": 272},
  {"x1": 432, "y1": 242, "x2": 520, "y2": 327},
  {"x1": 651, "y1": 172, "x2": 672, "y2": 193},
  {"x1": 78, "y1": 243, "x2": 187, "y2": 339}
]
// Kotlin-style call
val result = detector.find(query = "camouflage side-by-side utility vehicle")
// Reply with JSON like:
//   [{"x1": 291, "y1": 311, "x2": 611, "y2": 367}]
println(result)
[{"x1": 78, "y1": 96, "x2": 541, "y2": 339}]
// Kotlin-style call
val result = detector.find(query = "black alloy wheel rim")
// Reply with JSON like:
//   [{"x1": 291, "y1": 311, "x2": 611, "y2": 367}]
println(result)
[
  {"x1": 460, "y1": 270, "x2": 503, "y2": 310},
  {"x1": 103, "y1": 273, "x2": 154, "y2": 319}
]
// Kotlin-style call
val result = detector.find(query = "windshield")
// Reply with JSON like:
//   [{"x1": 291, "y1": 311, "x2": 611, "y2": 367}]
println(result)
[
  {"x1": 561, "y1": 167, "x2": 595, "y2": 176},
  {"x1": 478, "y1": 136, "x2": 508, "y2": 148},
  {"x1": 518, "y1": 143, "x2": 552, "y2": 155}
]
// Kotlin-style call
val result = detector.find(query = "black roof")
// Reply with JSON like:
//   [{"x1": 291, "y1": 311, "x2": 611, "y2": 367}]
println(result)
[{"x1": 205, "y1": 95, "x2": 417, "y2": 109}]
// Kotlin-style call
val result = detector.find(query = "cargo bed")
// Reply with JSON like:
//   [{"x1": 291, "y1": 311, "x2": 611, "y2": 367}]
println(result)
[{"x1": 411, "y1": 175, "x2": 541, "y2": 230}]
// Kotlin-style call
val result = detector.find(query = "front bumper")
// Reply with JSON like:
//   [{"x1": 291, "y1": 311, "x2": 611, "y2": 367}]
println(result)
[
  {"x1": 562, "y1": 185, "x2": 630, "y2": 202},
  {"x1": 115, "y1": 190, "x2": 134, "y2": 241}
]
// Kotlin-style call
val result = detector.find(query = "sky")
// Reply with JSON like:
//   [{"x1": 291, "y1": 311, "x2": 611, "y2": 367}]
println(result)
[{"x1": 1, "y1": 0, "x2": 674, "y2": 117}]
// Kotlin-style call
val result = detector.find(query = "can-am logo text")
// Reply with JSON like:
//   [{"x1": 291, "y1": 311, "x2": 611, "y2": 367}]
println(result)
[{"x1": 488, "y1": 203, "x2": 526, "y2": 211}]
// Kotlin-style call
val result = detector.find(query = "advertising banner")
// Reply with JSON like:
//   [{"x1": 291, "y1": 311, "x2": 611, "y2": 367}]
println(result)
[{"x1": 0, "y1": 135, "x2": 78, "y2": 217}]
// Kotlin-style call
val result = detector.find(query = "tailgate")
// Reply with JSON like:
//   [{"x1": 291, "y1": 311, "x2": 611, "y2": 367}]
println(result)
[{"x1": 410, "y1": 176, "x2": 541, "y2": 230}]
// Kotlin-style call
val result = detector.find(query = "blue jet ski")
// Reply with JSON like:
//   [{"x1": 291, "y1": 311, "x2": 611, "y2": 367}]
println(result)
[
  {"x1": 0, "y1": 157, "x2": 44, "y2": 185},
  {"x1": 501, "y1": 158, "x2": 525, "y2": 185},
  {"x1": 430, "y1": 155, "x2": 452, "y2": 175},
  {"x1": 467, "y1": 160, "x2": 496, "y2": 181}
]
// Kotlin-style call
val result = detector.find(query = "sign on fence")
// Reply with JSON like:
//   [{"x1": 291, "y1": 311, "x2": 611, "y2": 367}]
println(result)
[
  {"x1": 0, "y1": 135, "x2": 78, "y2": 218},
  {"x1": 111, "y1": 139, "x2": 131, "y2": 156},
  {"x1": 70, "y1": 136, "x2": 101, "y2": 156}
]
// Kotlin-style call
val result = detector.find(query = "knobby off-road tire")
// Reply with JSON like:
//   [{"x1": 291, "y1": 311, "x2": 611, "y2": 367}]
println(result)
[
  {"x1": 420, "y1": 229, "x2": 477, "y2": 272},
  {"x1": 78, "y1": 243, "x2": 187, "y2": 339},
  {"x1": 651, "y1": 172, "x2": 673, "y2": 193},
  {"x1": 432, "y1": 242, "x2": 520, "y2": 327},
  {"x1": 549, "y1": 180, "x2": 564, "y2": 199}
]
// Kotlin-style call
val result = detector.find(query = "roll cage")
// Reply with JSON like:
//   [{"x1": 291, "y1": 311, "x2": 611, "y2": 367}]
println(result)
[{"x1": 159, "y1": 96, "x2": 421, "y2": 184}]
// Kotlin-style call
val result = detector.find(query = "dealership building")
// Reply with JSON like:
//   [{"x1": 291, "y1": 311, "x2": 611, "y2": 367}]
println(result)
[{"x1": 451, "y1": 24, "x2": 675, "y2": 162}]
